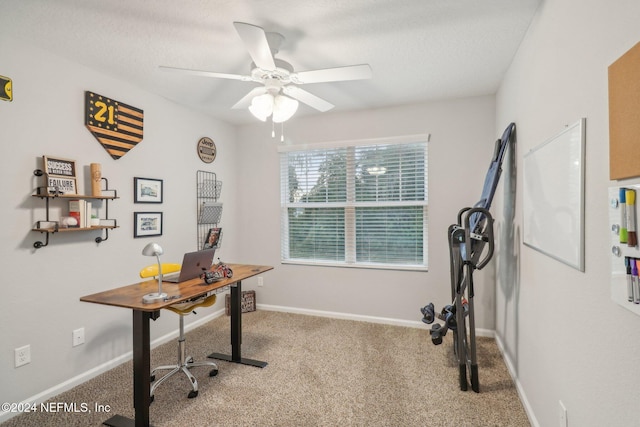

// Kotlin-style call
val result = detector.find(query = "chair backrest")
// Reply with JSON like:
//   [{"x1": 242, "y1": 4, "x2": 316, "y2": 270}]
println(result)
[{"x1": 140, "y1": 263, "x2": 181, "y2": 278}]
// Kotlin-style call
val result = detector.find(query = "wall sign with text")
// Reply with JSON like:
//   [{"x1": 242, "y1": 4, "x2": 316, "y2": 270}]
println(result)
[
  {"x1": 85, "y1": 91, "x2": 144, "y2": 160},
  {"x1": 197, "y1": 137, "x2": 217, "y2": 163},
  {"x1": 42, "y1": 155, "x2": 77, "y2": 195}
]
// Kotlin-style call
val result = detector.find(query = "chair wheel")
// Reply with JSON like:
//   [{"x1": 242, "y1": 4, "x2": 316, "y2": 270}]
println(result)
[
  {"x1": 209, "y1": 368, "x2": 218, "y2": 377},
  {"x1": 149, "y1": 395, "x2": 154, "y2": 404},
  {"x1": 187, "y1": 357, "x2": 194, "y2": 364},
  {"x1": 150, "y1": 374, "x2": 156, "y2": 382},
  {"x1": 188, "y1": 390, "x2": 198, "y2": 399}
]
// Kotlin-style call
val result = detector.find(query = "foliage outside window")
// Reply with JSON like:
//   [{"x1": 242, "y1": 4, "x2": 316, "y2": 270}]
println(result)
[{"x1": 280, "y1": 137, "x2": 428, "y2": 270}]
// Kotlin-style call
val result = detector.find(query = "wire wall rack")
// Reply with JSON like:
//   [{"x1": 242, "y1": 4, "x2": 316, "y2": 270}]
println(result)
[{"x1": 196, "y1": 170, "x2": 223, "y2": 251}]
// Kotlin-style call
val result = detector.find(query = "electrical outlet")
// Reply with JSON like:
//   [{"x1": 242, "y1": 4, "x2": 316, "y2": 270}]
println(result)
[
  {"x1": 559, "y1": 400, "x2": 568, "y2": 427},
  {"x1": 72, "y1": 328, "x2": 85, "y2": 347},
  {"x1": 15, "y1": 345, "x2": 31, "y2": 368},
  {"x1": 257, "y1": 276, "x2": 264, "y2": 287}
]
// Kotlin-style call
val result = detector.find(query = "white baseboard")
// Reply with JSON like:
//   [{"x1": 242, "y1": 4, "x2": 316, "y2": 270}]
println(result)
[
  {"x1": 257, "y1": 304, "x2": 496, "y2": 337},
  {"x1": 0, "y1": 308, "x2": 225, "y2": 424},
  {"x1": 494, "y1": 334, "x2": 539, "y2": 427}
]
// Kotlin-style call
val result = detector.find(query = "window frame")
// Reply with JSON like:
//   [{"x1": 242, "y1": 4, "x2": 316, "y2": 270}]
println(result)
[{"x1": 279, "y1": 135, "x2": 429, "y2": 271}]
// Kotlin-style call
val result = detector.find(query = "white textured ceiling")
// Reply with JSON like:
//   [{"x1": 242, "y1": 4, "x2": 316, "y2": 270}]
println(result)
[{"x1": 0, "y1": 0, "x2": 541, "y2": 124}]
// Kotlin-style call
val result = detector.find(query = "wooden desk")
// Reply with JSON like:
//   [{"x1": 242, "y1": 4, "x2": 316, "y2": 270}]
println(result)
[{"x1": 81, "y1": 263, "x2": 273, "y2": 427}]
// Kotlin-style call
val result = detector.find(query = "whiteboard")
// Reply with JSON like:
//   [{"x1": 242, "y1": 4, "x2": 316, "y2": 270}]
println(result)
[{"x1": 523, "y1": 118, "x2": 585, "y2": 271}]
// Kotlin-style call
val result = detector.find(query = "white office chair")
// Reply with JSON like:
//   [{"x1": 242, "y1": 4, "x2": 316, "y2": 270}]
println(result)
[{"x1": 140, "y1": 264, "x2": 219, "y2": 400}]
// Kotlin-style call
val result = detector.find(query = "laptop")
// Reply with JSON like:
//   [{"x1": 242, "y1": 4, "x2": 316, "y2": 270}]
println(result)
[{"x1": 163, "y1": 248, "x2": 216, "y2": 283}]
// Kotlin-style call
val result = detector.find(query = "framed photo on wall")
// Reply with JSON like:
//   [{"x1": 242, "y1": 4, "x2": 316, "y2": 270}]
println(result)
[
  {"x1": 134, "y1": 212, "x2": 163, "y2": 238},
  {"x1": 134, "y1": 177, "x2": 163, "y2": 203}
]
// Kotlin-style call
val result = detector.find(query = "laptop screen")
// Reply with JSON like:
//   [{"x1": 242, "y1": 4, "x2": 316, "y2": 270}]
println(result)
[{"x1": 164, "y1": 248, "x2": 215, "y2": 283}]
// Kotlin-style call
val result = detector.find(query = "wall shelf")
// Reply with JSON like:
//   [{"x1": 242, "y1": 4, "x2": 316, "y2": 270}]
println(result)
[{"x1": 31, "y1": 170, "x2": 119, "y2": 248}]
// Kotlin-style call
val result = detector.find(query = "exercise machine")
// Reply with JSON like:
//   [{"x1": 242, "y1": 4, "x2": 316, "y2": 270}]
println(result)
[{"x1": 420, "y1": 122, "x2": 515, "y2": 392}]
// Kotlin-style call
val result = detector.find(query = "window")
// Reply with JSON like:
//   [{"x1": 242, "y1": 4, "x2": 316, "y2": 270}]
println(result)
[{"x1": 280, "y1": 136, "x2": 428, "y2": 270}]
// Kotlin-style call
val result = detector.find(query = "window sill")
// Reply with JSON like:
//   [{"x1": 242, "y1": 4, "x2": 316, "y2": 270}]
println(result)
[{"x1": 281, "y1": 259, "x2": 428, "y2": 272}]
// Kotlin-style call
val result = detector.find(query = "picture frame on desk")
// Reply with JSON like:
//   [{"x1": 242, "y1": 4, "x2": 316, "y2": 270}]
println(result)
[
  {"x1": 134, "y1": 177, "x2": 163, "y2": 203},
  {"x1": 133, "y1": 212, "x2": 163, "y2": 238}
]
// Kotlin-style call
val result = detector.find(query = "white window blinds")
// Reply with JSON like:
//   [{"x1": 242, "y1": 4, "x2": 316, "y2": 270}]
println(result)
[{"x1": 280, "y1": 138, "x2": 428, "y2": 269}]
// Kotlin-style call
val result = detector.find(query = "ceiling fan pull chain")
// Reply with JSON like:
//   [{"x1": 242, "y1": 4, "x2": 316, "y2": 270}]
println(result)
[
  {"x1": 281, "y1": 122, "x2": 285, "y2": 142},
  {"x1": 271, "y1": 119, "x2": 275, "y2": 138}
]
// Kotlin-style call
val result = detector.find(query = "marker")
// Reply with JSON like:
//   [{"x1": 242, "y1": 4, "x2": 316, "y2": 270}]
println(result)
[
  {"x1": 633, "y1": 259, "x2": 640, "y2": 304},
  {"x1": 626, "y1": 189, "x2": 637, "y2": 247},
  {"x1": 620, "y1": 188, "x2": 628, "y2": 244},
  {"x1": 626, "y1": 257, "x2": 634, "y2": 302}
]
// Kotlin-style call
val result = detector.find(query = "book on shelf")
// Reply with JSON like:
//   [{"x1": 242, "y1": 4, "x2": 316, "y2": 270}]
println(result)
[
  {"x1": 68, "y1": 199, "x2": 82, "y2": 228},
  {"x1": 68, "y1": 199, "x2": 92, "y2": 228},
  {"x1": 85, "y1": 201, "x2": 92, "y2": 227}
]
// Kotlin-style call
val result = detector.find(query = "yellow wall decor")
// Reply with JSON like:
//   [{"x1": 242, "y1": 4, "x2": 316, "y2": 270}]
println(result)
[{"x1": 0, "y1": 75, "x2": 12, "y2": 101}]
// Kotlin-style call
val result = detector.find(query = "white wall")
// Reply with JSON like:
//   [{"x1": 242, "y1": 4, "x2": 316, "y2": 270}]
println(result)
[
  {"x1": 0, "y1": 39, "x2": 238, "y2": 413},
  {"x1": 0, "y1": 20, "x2": 504, "y2": 423},
  {"x1": 236, "y1": 97, "x2": 498, "y2": 327},
  {"x1": 7, "y1": 2, "x2": 640, "y2": 425},
  {"x1": 495, "y1": 0, "x2": 640, "y2": 426}
]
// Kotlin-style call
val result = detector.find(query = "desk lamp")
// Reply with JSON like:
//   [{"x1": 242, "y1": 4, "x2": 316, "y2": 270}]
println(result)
[{"x1": 142, "y1": 242, "x2": 167, "y2": 304}]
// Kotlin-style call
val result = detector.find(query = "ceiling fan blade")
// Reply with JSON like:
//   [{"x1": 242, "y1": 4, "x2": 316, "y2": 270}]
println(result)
[
  {"x1": 291, "y1": 64, "x2": 372, "y2": 84},
  {"x1": 232, "y1": 87, "x2": 268, "y2": 109},
  {"x1": 283, "y1": 86, "x2": 334, "y2": 112},
  {"x1": 233, "y1": 22, "x2": 276, "y2": 71},
  {"x1": 159, "y1": 65, "x2": 253, "y2": 81}
]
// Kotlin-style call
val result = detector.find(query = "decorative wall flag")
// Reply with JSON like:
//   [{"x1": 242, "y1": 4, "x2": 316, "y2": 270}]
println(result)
[{"x1": 85, "y1": 91, "x2": 143, "y2": 160}]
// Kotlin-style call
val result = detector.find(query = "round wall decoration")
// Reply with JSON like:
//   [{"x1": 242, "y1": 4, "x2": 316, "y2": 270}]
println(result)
[{"x1": 197, "y1": 137, "x2": 217, "y2": 163}]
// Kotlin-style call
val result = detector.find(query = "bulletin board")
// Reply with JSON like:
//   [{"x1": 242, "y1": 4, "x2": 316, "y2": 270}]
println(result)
[
  {"x1": 609, "y1": 41, "x2": 640, "y2": 180},
  {"x1": 523, "y1": 119, "x2": 585, "y2": 271}
]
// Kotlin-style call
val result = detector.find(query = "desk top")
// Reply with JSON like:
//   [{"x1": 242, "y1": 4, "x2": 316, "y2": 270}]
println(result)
[{"x1": 80, "y1": 263, "x2": 273, "y2": 312}]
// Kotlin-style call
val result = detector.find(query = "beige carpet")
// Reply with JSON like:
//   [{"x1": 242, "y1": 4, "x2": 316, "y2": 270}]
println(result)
[{"x1": 3, "y1": 310, "x2": 530, "y2": 426}]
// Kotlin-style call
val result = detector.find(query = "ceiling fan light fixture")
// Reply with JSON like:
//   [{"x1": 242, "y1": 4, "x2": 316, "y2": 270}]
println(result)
[
  {"x1": 160, "y1": 22, "x2": 372, "y2": 129},
  {"x1": 248, "y1": 93, "x2": 274, "y2": 121},
  {"x1": 272, "y1": 94, "x2": 299, "y2": 123}
]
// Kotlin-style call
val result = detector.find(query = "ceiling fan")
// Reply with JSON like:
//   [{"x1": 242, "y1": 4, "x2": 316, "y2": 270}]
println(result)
[{"x1": 159, "y1": 22, "x2": 373, "y2": 122}]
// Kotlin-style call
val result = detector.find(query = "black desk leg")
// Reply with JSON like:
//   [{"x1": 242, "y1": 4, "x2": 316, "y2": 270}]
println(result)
[
  {"x1": 208, "y1": 280, "x2": 267, "y2": 368},
  {"x1": 103, "y1": 310, "x2": 154, "y2": 427}
]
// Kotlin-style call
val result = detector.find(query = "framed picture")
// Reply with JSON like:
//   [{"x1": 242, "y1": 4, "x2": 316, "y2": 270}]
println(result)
[
  {"x1": 43, "y1": 155, "x2": 78, "y2": 195},
  {"x1": 134, "y1": 212, "x2": 163, "y2": 238},
  {"x1": 43, "y1": 155, "x2": 77, "y2": 178},
  {"x1": 46, "y1": 175, "x2": 77, "y2": 195},
  {"x1": 134, "y1": 177, "x2": 163, "y2": 203}
]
